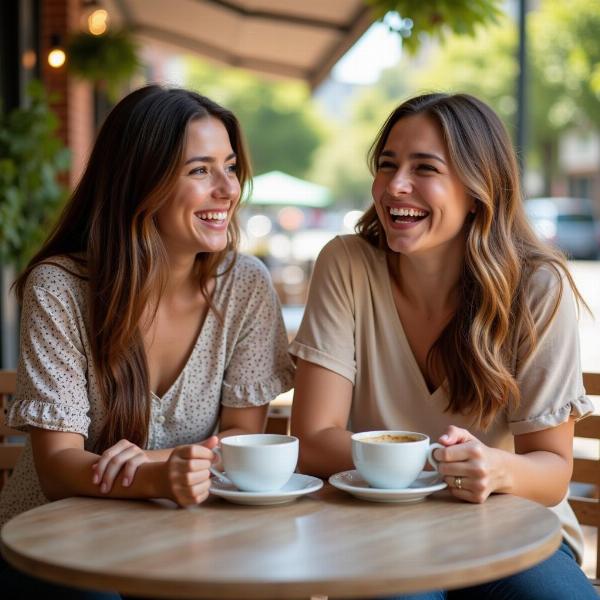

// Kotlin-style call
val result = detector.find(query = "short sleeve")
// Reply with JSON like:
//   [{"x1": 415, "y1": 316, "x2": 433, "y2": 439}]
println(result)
[
  {"x1": 508, "y1": 267, "x2": 594, "y2": 435},
  {"x1": 221, "y1": 260, "x2": 294, "y2": 408},
  {"x1": 8, "y1": 273, "x2": 91, "y2": 437},
  {"x1": 289, "y1": 237, "x2": 356, "y2": 383}
]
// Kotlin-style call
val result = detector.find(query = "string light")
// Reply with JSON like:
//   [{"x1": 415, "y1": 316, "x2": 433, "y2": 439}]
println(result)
[
  {"x1": 48, "y1": 34, "x2": 66, "y2": 68},
  {"x1": 88, "y1": 9, "x2": 109, "y2": 35}
]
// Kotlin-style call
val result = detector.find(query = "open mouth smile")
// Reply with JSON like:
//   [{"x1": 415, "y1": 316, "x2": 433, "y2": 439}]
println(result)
[
  {"x1": 194, "y1": 210, "x2": 228, "y2": 228},
  {"x1": 388, "y1": 206, "x2": 430, "y2": 226}
]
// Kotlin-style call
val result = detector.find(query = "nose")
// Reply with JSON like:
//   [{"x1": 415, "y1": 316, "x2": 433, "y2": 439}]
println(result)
[
  {"x1": 212, "y1": 169, "x2": 238, "y2": 200},
  {"x1": 387, "y1": 170, "x2": 412, "y2": 196}
]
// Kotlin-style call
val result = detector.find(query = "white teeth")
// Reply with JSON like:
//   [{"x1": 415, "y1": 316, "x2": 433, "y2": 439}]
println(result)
[
  {"x1": 197, "y1": 211, "x2": 227, "y2": 220},
  {"x1": 389, "y1": 207, "x2": 428, "y2": 217}
]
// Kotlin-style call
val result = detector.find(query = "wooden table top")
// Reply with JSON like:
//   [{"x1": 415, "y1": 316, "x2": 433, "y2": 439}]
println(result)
[{"x1": 0, "y1": 485, "x2": 561, "y2": 599}]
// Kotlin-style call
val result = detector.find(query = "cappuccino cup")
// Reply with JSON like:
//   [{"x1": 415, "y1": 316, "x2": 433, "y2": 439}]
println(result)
[
  {"x1": 210, "y1": 434, "x2": 298, "y2": 492},
  {"x1": 351, "y1": 430, "x2": 443, "y2": 489}
]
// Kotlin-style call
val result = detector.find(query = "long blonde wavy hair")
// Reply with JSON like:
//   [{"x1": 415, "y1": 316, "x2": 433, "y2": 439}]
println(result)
[
  {"x1": 357, "y1": 92, "x2": 587, "y2": 429},
  {"x1": 15, "y1": 86, "x2": 251, "y2": 452}
]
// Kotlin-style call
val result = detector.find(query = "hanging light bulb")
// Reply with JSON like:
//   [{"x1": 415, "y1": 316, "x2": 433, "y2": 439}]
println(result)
[
  {"x1": 48, "y1": 34, "x2": 66, "y2": 68},
  {"x1": 81, "y1": 1, "x2": 109, "y2": 35},
  {"x1": 88, "y1": 9, "x2": 109, "y2": 35}
]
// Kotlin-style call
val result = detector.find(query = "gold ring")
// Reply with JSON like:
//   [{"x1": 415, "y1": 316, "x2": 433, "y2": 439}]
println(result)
[{"x1": 454, "y1": 476, "x2": 463, "y2": 490}]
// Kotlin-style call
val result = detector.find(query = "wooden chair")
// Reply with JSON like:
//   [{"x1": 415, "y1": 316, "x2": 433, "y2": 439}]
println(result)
[
  {"x1": 0, "y1": 369, "x2": 24, "y2": 493},
  {"x1": 570, "y1": 371, "x2": 600, "y2": 590}
]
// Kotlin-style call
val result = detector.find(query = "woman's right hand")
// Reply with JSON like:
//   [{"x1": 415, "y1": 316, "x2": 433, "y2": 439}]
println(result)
[{"x1": 165, "y1": 436, "x2": 219, "y2": 507}]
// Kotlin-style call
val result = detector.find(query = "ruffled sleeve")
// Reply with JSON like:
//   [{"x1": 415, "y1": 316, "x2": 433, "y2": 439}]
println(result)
[
  {"x1": 221, "y1": 258, "x2": 294, "y2": 408},
  {"x1": 508, "y1": 267, "x2": 595, "y2": 435},
  {"x1": 8, "y1": 270, "x2": 91, "y2": 437}
]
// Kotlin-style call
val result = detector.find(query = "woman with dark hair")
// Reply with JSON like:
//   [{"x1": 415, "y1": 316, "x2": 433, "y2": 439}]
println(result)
[
  {"x1": 290, "y1": 93, "x2": 596, "y2": 598},
  {"x1": 0, "y1": 85, "x2": 294, "y2": 598}
]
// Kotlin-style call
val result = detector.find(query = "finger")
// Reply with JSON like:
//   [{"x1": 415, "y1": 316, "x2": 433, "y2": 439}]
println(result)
[
  {"x1": 439, "y1": 426, "x2": 475, "y2": 446},
  {"x1": 94, "y1": 440, "x2": 134, "y2": 483},
  {"x1": 178, "y1": 489, "x2": 210, "y2": 508},
  {"x1": 434, "y1": 441, "x2": 482, "y2": 463},
  {"x1": 172, "y1": 469, "x2": 211, "y2": 488},
  {"x1": 100, "y1": 446, "x2": 143, "y2": 493},
  {"x1": 200, "y1": 436, "x2": 220, "y2": 450},
  {"x1": 186, "y1": 458, "x2": 213, "y2": 472},
  {"x1": 190, "y1": 479, "x2": 212, "y2": 498},
  {"x1": 437, "y1": 461, "x2": 470, "y2": 478},
  {"x1": 444, "y1": 474, "x2": 469, "y2": 490},
  {"x1": 174, "y1": 480, "x2": 211, "y2": 506},
  {"x1": 121, "y1": 453, "x2": 149, "y2": 487},
  {"x1": 449, "y1": 486, "x2": 488, "y2": 504},
  {"x1": 175, "y1": 444, "x2": 215, "y2": 461}
]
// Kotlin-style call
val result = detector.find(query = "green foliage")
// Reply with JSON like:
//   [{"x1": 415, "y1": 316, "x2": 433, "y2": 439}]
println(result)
[
  {"x1": 185, "y1": 59, "x2": 326, "y2": 178},
  {"x1": 408, "y1": 17, "x2": 518, "y2": 128},
  {"x1": 367, "y1": 0, "x2": 503, "y2": 54},
  {"x1": 310, "y1": 86, "x2": 399, "y2": 208},
  {"x1": 0, "y1": 81, "x2": 70, "y2": 268},
  {"x1": 531, "y1": 0, "x2": 600, "y2": 131},
  {"x1": 67, "y1": 30, "x2": 139, "y2": 100},
  {"x1": 406, "y1": 0, "x2": 600, "y2": 189}
]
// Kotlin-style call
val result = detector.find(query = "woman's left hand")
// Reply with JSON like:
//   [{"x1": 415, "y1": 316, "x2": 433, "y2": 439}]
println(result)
[
  {"x1": 434, "y1": 425, "x2": 503, "y2": 503},
  {"x1": 92, "y1": 439, "x2": 151, "y2": 493}
]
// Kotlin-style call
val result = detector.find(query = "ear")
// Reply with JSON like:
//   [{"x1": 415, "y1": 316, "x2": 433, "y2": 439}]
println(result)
[{"x1": 469, "y1": 198, "x2": 478, "y2": 214}]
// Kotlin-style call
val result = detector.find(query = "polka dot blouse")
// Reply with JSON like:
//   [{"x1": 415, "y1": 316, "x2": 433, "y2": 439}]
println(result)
[{"x1": 0, "y1": 253, "x2": 294, "y2": 526}]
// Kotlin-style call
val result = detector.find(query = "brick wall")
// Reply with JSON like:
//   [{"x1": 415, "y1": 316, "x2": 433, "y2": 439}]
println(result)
[{"x1": 41, "y1": 0, "x2": 94, "y2": 188}]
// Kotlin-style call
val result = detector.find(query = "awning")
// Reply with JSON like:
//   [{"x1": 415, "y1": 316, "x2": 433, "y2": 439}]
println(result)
[
  {"x1": 104, "y1": 0, "x2": 375, "y2": 88},
  {"x1": 248, "y1": 170, "x2": 332, "y2": 207}
]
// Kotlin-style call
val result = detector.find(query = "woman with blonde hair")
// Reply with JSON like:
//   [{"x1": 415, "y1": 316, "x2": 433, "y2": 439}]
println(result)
[
  {"x1": 290, "y1": 93, "x2": 596, "y2": 598},
  {"x1": 0, "y1": 85, "x2": 294, "y2": 598}
]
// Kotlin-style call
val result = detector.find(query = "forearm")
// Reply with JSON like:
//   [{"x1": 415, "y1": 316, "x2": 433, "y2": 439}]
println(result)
[
  {"x1": 494, "y1": 448, "x2": 572, "y2": 506},
  {"x1": 39, "y1": 447, "x2": 169, "y2": 502},
  {"x1": 297, "y1": 427, "x2": 354, "y2": 478},
  {"x1": 146, "y1": 448, "x2": 175, "y2": 461}
]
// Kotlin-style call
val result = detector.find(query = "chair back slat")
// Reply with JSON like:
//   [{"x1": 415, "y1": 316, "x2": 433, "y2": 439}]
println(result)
[
  {"x1": 572, "y1": 459, "x2": 600, "y2": 487},
  {"x1": 576, "y1": 416, "x2": 600, "y2": 439},
  {"x1": 0, "y1": 370, "x2": 16, "y2": 393},
  {"x1": 583, "y1": 372, "x2": 600, "y2": 395},
  {"x1": 570, "y1": 375, "x2": 600, "y2": 582},
  {"x1": 0, "y1": 445, "x2": 23, "y2": 470},
  {"x1": 0, "y1": 369, "x2": 21, "y2": 492}
]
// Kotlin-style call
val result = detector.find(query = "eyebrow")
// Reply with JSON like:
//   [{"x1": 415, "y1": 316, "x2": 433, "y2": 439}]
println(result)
[
  {"x1": 379, "y1": 150, "x2": 447, "y2": 165},
  {"x1": 184, "y1": 152, "x2": 237, "y2": 165}
]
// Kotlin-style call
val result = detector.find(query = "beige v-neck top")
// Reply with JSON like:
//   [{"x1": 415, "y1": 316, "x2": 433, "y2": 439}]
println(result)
[
  {"x1": 0, "y1": 253, "x2": 294, "y2": 527},
  {"x1": 289, "y1": 234, "x2": 594, "y2": 562}
]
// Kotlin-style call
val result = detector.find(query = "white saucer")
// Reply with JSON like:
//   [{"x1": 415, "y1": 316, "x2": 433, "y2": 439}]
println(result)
[
  {"x1": 329, "y1": 470, "x2": 447, "y2": 503},
  {"x1": 210, "y1": 473, "x2": 323, "y2": 506}
]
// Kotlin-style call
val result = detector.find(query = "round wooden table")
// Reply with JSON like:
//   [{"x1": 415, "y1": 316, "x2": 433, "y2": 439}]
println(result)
[{"x1": 0, "y1": 485, "x2": 561, "y2": 599}]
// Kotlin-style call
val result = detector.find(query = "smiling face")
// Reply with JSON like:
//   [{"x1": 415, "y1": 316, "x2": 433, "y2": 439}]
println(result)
[
  {"x1": 371, "y1": 113, "x2": 474, "y2": 258},
  {"x1": 156, "y1": 116, "x2": 240, "y2": 256}
]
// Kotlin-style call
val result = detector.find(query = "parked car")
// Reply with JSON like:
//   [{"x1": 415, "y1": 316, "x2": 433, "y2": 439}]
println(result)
[{"x1": 524, "y1": 197, "x2": 600, "y2": 260}]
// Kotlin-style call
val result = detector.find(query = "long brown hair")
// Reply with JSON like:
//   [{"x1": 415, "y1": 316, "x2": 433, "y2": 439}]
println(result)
[
  {"x1": 15, "y1": 85, "x2": 251, "y2": 451},
  {"x1": 357, "y1": 92, "x2": 587, "y2": 428}
]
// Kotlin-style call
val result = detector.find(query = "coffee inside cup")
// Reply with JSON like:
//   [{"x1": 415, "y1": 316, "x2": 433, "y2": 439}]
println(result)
[{"x1": 364, "y1": 433, "x2": 424, "y2": 444}]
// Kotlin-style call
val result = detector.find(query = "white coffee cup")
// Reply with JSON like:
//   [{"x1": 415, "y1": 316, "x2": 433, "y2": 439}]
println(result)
[
  {"x1": 351, "y1": 430, "x2": 443, "y2": 489},
  {"x1": 210, "y1": 434, "x2": 299, "y2": 492}
]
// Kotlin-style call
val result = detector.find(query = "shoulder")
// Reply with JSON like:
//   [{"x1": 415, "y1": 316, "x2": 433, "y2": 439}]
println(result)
[
  {"x1": 24, "y1": 255, "x2": 88, "y2": 304},
  {"x1": 523, "y1": 262, "x2": 578, "y2": 330},
  {"x1": 221, "y1": 253, "x2": 277, "y2": 304},
  {"x1": 525, "y1": 263, "x2": 567, "y2": 303},
  {"x1": 319, "y1": 234, "x2": 381, "y2": 261},
  {"x1": 229, "y1": 253, "x2": 272, "y2": 285}
]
